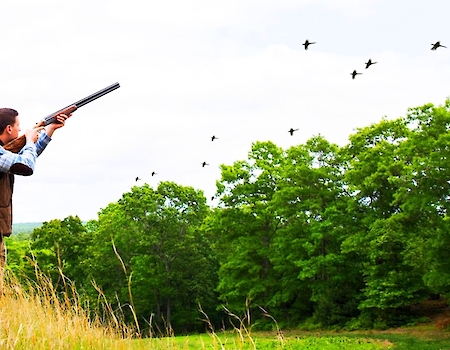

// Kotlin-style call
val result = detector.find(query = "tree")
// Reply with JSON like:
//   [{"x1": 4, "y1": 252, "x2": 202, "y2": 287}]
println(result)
[
  {"x1": 3, "y1": 236, "x2": 32, "y2": 280},
  {"x1": 271, "y1": 136, "x2": 360, "y2": 326},
  {"x1": 214, "y1": 141, "x2": 290, "y2": 323},
  {"x1": 341, "y1": 116, "x2": 429, "y2": 324},
  {"x1": 84, "y1": 181, "x2": 217, "y2": 333},
  {"x1": 29, "y1": 215, "x2": 89, "y2": 289},
  {"x1": 398, "y1": 101, "x2": 450, "y2": 298}
]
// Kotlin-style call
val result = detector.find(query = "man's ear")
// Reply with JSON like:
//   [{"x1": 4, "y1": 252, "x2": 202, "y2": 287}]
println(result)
[{"x1": 5, "y1": 125, "x2": 12, "y2": 135}]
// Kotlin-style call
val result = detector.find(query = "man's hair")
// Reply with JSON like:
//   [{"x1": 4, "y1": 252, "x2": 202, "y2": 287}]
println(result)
[{"x1": 0, "y1": 108, "x2": 18, "y2": 134}]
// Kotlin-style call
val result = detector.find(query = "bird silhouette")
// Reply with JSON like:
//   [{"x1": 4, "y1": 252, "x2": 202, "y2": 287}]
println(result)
[
  {"x1": 303, "y1": 39, "x2": 316, "y2": 50},
  {"x1": 351, "y1": 70, "x2": 362, "y2": 79},
  {"x1": 151, "y1": 171, "x2": 157, "y2": 176},
  {"x1": 288, "y1": 128, "x2": 299, "y2": 136},
  {"x1": 365, "y1": 59, "x2": 377, "y2": 69},
  {"x1": 135, "y1": 177, "x2": 141, "y2": 181},
  {"x1": 202, "y1": 162, "x2": 209, "y2": 167},
  {"x1": 211, "y1": 135, "x2": 218, "y2": 141},
  {"x1": 431, "y1": 41, "x2": 446, "y2": 50}
]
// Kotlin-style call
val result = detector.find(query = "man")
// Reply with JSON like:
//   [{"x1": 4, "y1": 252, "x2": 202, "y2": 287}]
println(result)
[{"x1": 0, "y1": 108, "x2": 70, "y2": 291}]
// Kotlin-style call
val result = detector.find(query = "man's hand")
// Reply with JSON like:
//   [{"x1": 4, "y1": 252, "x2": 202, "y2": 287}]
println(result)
[
  {"x1": 24, "y1": 127, "x2": 44, "y2": 143},
  {"x1": 45, "y1": 113, "x2": 71, "y2": 137}
]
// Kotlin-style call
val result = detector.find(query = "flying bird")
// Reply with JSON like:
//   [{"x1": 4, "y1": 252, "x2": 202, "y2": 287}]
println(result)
[
  {"x1": 288, "y1": 128, "x2": 299, "y2": 136},
  {"x1": 151, "y1": 171, "x2": 157, "y2": 176},
  {"x1": 202, "y1": 162, "x2": 209, "y2": 167},
  {"x1": 365, "y1": 59, "x2": 377, "y2": 69},
  {"x1": 351, "y1": 70, "x2": 362, "y2": 79},
  {"x1": 211, "y1": 135, "x2": 218, "y2": 141},
  {"x1": 431, "y1": 41, "x2": 446, "y2": 50},
  {"x1": 135, "y1": 177, "x2": 141, "y2": 181},
  {"x1": 302, "y1": 39, "x2": 316, "y2": 50}
]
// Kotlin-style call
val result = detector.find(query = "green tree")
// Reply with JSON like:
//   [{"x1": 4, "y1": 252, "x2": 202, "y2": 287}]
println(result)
[
  {"x1": 214, "y1": 141, "x2": 288, "y2": 321},
  {"x1": 3, "y1": 236, "x2": 32, "y2": 280},
  {"x1": 29, "y1": 215, "x2": 89, "y2": 289},
  {"x1": 85, "y1": 181, "x2": 217, "y2": 333},
  {"x1": 398, "y1": 101, "x2": 450, "y2": 298},
  {"x1": 272, "y1": 136, "x2": 361, "y2": 327},
  {"x1": 341, "y1": 117, "x2": 429, "y2": 324}
]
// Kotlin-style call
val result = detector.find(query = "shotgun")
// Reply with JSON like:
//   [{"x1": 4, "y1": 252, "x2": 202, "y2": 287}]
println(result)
[{"x1": 4, "y1": 82, "x2": 120, "y2": 153}]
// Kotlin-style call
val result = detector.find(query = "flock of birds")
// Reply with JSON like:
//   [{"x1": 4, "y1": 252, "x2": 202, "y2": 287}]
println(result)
[
  {"x1": 135, "y1": 39, "x2": 447, "y2": 200},
  {"x1": 303, "y1": 39, "x2": 446, "y2": 77}
]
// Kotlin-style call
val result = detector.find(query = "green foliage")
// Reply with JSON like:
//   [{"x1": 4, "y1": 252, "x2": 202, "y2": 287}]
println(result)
[
  {"x1": 3, "y1": 238, "x2": 31, "y2": 278},
  {"x1": 8, "y1": 98, "x2": 450, "y2": 332},
  {"x1": 28, "y1": 215, "x2": 90, "y2": 289},
  {"x1": 214, "y1": 142, "x2": 288, "y2": 314},
  {"x1": 212, "y1": 99, "x2": 450, "y2": 328},
  {"x1": 83, "y1": 181, "x2": 218, "y2": 333}
]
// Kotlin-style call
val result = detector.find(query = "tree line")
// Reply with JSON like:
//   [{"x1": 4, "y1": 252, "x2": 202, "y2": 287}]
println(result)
[{"x1": 6, "y1": 99, "x2": 450, "y2": 333}]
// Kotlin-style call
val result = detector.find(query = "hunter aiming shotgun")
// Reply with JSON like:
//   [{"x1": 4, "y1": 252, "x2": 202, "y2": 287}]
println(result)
[{"x1": 3, "y1": 82, "x2": 121, "y2": 153}]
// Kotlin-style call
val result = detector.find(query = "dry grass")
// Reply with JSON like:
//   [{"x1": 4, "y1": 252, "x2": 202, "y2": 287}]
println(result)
[{"x1": 0, "y1": 271, "x2": 141, "y2": 350}]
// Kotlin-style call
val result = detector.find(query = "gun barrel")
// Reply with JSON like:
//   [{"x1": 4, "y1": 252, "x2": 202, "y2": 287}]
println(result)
[
  {"x1": 42, "y1": 82, "x2": 120, "y2": 125},
  {"x1": 73, "y1": 82, "x2": 120, "y2": 108}
]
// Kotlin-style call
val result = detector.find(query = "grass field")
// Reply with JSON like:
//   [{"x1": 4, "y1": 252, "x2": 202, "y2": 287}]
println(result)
[
  {"x1": 146, "y1": 332, "x2": 392, "y2": 349},
  {"x1": 122, "y1": 327, "x2": 450, "y2": 349},
  {"x1": 135, "y1": 325, "x2": 450, "y2": 349},
  {"x1": 1, "y1": 273, "x2": 450, "y2": 349}
]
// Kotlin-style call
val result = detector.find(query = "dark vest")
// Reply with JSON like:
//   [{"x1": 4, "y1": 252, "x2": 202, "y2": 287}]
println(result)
[{"x1": 0, "y1": 140, "x2": 14, "y2": 236}]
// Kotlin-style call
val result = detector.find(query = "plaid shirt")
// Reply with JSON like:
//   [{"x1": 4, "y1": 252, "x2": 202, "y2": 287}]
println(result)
[{"x1": 0, "y1": 132, "x2": 51, "y2": 173}]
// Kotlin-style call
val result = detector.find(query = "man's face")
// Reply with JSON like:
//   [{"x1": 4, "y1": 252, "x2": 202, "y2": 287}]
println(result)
[{"x1": 7, "y1": 116, "x2": 20, "y2": 142}]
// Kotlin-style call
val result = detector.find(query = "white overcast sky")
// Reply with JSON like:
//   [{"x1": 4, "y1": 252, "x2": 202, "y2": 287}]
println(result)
[{"x1": 1, "y1": 0, "x2": 450, "y2": 223}]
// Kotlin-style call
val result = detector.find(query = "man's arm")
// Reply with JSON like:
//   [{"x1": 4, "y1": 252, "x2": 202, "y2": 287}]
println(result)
[
  {"x1": 0, "y1": 141, "x2": 38, "y2": 175},
  {"x1": 0, "y1": 114, "x2": 68, "y2": 174},
  {"x1": 35, "y1": 114, "x2": 69, "y2": 156},
  {"x1": 35, "y1": 132, "x2": 52, "y2": 156},
  {"x1": 0, "y1": 126, "x2": 45, "y2": 175}
]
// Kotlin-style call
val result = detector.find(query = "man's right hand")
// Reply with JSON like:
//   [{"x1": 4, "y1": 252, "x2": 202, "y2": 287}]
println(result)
[{"x1": 24, "y1": 127, "x2": 44, "y2": 143}]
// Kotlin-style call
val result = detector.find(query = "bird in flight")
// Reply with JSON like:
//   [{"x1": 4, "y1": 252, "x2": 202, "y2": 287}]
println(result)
[
  {"x1": 288, "y1": 128, "x2": 299, "y2": 136},
  {"x1": 431, "y1": 41, "x2": 446, "y2": 50},
  {"x1": 202, "y1": 162, "x2": 209, "y2": 167},
  {"x1": 303, "y1": 39, "x2": 316, "y2": 50},
  {"x1": 151, "y1": 171, "x2": 157, "y2": 176},
  {"x1": 135, "y1": 177, "x2": 141, "y2": 182},
  {"x1": 365, "y1": 59, "x2": 377, "y2": 69},
  {"x1": 211, "y1": 135, "x2": 218, "y2": 141},
  {"x1": 351, "y1": 70, "x2": 362, "y2": 79}
]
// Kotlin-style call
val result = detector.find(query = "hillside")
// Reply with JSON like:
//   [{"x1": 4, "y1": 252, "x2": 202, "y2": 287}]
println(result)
[{"x1": 12, "y1": 222, "x2": 42, "y2": 235}]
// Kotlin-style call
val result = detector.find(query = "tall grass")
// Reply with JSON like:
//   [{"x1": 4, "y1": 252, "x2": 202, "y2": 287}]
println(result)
[
  {"x1": 0, "y1": 270, "x2": 140, "y2": 350},
  {"x1": 0, "y1": 258, "x2": 396, "y2": 350},
  {"x1": 0, "y1": 269, "x2": 269, "y2": 350},
  {"x1": 0, "y1": 271, "x2": 396, "y2": 349}
]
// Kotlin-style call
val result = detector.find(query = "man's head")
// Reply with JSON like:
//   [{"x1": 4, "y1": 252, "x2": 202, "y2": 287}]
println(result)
[{"x1": 0, "y1": 108, "x2": 20, "y2": 143}]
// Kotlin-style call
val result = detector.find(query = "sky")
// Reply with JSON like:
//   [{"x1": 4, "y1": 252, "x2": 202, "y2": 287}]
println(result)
[{"x1": 1, "y1": 0, "x2": 450, "y2": 223}]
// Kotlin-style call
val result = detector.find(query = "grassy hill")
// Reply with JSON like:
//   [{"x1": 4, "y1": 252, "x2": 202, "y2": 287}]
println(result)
[{"x1": 12, "y1": 222, "x2": 42, "y2": 235}]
